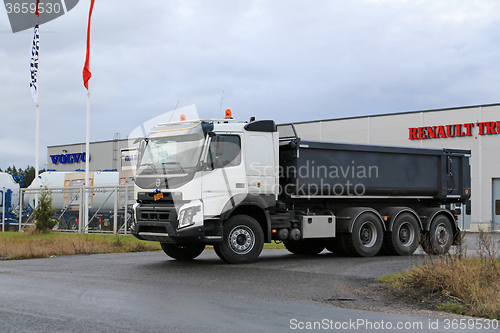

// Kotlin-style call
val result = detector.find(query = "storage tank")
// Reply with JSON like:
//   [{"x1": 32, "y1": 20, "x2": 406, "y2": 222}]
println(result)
[
  {"x1": 28, "y1": 171, "x2": 121, "y2": 210},
  {"x1": 0, "y1": 172, "x2": 20, "y2": 210}
]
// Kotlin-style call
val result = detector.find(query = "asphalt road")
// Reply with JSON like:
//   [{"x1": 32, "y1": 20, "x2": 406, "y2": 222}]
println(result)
[{"x1": 0, "y1": 247, "x2": 497, "y2": 332}]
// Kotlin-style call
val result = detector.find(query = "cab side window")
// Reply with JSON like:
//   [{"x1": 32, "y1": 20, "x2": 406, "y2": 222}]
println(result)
[{"x1": 208, "y1": 135, "x2": 241, "y2": 169}]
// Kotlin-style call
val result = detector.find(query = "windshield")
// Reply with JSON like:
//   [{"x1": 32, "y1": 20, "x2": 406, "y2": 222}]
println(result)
[{"x1": 137, "y1": 129, "x2": 205, "y2": 175}]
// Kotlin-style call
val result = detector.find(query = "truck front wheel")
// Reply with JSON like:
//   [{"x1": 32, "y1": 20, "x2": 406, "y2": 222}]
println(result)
[
  {"x1": 214, "y1": 215, "x2": 264, "y2": 264},
  {"x1": 161, "y1": 243, "x2": 206, "y2": 261},
  {"x1": 421, "y1": 215, "x2": 453, "y2": 255},
  {"x1": 344, "y1": 212, "x2": 384, "y2": 257}
]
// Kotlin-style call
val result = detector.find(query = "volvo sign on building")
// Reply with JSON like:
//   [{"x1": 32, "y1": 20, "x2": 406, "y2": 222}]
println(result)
[{"x1": 46, "y1": 138, "x2": 132, "y2": 172}]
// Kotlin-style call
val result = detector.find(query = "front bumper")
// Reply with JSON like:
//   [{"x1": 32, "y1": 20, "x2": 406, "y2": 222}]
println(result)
[
  {"x1": 132, "y1": 217, "x2": 223, "y2": 244},
  {"x1": 132, "y1": 201, "x2": 223, "y2": 244}
]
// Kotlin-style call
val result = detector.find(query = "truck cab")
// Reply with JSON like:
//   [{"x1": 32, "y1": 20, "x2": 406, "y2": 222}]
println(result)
[{"x1": 131, "y1": 117, "x2": 278, "y2": 263}]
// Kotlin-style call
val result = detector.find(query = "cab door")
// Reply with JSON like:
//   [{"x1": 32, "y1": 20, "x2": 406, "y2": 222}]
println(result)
[{"x1": 201, "y1": 134, "x2": 247, "y2": 218}]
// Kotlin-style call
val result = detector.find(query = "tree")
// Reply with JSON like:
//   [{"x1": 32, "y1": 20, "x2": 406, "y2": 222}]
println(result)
[
  {"x1": 1, "y1": 165, "x2": 45, "y2": 188},
  {"x1": 32, "y1": 187, "x2": 58, "y2": 233}
]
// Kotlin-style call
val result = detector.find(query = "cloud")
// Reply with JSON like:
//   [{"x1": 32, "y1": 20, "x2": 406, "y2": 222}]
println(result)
[{"x1": 1, "y1": 0, "x2": 500, "y2": 169}]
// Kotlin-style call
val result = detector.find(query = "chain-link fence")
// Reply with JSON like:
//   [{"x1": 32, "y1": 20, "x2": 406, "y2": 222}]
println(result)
[{"x1": 1, "y1": 185, "x2": 134, "y2": 234}]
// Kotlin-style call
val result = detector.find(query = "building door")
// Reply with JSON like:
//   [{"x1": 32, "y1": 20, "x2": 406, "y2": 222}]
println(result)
[{"x1": 493, "y1": 178, "x2": 500, "y2": 231}]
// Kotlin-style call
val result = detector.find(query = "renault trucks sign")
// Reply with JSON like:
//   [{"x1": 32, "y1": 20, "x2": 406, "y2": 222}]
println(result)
[{"x1": 409, "y1": 121, "x2": 500, "y2": 140}]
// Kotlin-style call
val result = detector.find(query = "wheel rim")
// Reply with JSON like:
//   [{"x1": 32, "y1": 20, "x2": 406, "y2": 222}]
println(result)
[
  {"x1": 359, "y1": 222, "x2": 377, "y2": 247},
  {"x1": 435, "y1": 223, "x2": 449, "y2": 247},
  {"x1": 229, "y1": 225, "x2": 255, "y2": 255},
  {"x1": 398, "y1": 221, "x2": 415, "y2": 247}
]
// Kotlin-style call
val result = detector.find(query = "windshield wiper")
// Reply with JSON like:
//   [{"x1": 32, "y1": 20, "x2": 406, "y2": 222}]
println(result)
[
  {"x1": 138, "y1": 163, "x2": 157, "y2": 174},
  {"x1": 162, "y1": 162, "x2": 185, "y2": 173}
]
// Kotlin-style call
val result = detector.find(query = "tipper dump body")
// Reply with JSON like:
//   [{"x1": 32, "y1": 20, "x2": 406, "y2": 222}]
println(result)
[{"x1": 279, "y1": 139, "x2": 471, "y2": 201}]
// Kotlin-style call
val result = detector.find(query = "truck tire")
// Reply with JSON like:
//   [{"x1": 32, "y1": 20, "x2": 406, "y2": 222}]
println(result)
[
  {"x1": 56, "y1": 218, "x2": 67, "y2": 230},
  {"x1": 383, "y1": 213, "x2": 420, "y2": 256},
  {"x1": 67, "y1": 217, "x2": 78, "y2": 231},
  {"x1": 344, "y1": 212, "x2": 383, "y2": 257},
  {"x1": 284, "y1": 239, "x2": 326, "y2": 255},
  {"x1": 325, "y1": 235, "x2": 349, "y2": 255},
  {"x1": 421, "y1": 215, "x2": 453, "y2": 255},
  {"x1": 161, "y1": 243, "x2": 206, "y2": 261},
  {"x1": 214, "y1": 215, "x2": 264, "y2": 264}
]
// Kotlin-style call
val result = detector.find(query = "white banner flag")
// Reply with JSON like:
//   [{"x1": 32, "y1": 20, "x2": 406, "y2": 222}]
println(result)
[{"x1": 29, "y1": 24, "x2": 40, "y2": 103}]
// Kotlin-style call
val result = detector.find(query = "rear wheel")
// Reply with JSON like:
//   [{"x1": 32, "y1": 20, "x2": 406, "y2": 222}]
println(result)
[
  {"x1": 56, "y1": 217, "x2": 67, "y2": 230},
  {"x1": 344, "y1": 212, "x2": 384, "y2": 257},
  {"x1": 67, "y1": 217, "x2": 78, "y2": 231},
  {"x1": 383, "y1": 213, "x2": 420, "y2": 256},
  {"x1": 214, "y1": 215, "x2": 264, "y2": 264},
  {"x1": 421, "y1": 215, "x2": 453, "y2": 255},
  {"x1": 161, "y1": 243, "x2": 206, "y2": 261}
]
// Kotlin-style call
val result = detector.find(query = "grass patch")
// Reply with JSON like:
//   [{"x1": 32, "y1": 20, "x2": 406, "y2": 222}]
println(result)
[
  {"x1": 264, "y1": 241, "x2": 286, "y2": 249},
  {"x1": 436, "y1": 302, "x2": 468, "y2": 316},
  {"x1": 0, "y1": 231, "x2": 285, "y2": 261},
  {"x1": 0, "y1": 231, "x2": 161, "y2": 260},
  {"x1": 382, "y1": 231, "x2": 500, "y2": 319},
  {"x1": 376, "y1": 272, "x2": 404, "y2": 284}
]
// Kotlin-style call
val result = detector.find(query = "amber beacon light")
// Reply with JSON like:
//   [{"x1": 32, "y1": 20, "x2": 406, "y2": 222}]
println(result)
[{"x1": 225, "y1": 109, "x2": 233, "y2": 119}]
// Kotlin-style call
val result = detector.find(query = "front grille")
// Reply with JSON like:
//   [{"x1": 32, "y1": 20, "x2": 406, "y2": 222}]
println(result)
[
  {"x1": 139, "y1": 226, "x2": 167, "y2": 234},
  {"x1": 139, "y1": 211, "x2": 170, "y2": 221}
]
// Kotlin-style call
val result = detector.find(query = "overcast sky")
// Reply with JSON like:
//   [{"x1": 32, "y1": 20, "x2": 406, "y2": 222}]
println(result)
[{"x1": 1, "y1": 0, "x2": 500, "y2": 170}]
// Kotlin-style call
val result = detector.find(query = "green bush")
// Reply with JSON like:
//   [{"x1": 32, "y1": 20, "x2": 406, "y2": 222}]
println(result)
[{"x1": 32, "y1": 187, "x2": 58, "y2": 233}]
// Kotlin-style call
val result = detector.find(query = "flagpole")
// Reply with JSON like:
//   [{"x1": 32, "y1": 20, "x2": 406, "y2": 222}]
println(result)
[
  {"x1": 84, "y1": 88, "x2": 90, "y2": 234},
  {"x1": 33, "y1": 3, "x2": 40, "y2": 208},
  {"x1": 83, "y1": 0, "x2": 95, "y2": 234},
  {"x1": 35, "y1": 91, "x2": 39, "y2": 206},
  {"x1": 35, "y1": 21, "x2": 39, "y2": 208}
]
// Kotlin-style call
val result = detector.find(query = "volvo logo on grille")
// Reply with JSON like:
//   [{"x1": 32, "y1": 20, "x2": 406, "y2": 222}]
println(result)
[{"x1": 156, "y1": 178, "x2": 161, "y2": 188}]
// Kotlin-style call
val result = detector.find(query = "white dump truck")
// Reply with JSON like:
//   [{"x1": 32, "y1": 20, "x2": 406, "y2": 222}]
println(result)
[{"x1": 131, "y1": 113, "x2": 471, "y2": 263}]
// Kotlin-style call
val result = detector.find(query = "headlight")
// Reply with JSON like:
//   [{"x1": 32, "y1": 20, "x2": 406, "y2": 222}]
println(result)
[
  {"x1": 131, "y1": 203, "x2": 139, "y2": 230},
  {"x1": 178, "y1": 205, "x2": 201, "y2": 229}
]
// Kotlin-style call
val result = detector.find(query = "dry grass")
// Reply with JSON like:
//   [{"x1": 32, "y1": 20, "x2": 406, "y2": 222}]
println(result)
[
  {"x1": 0, "y1": 230, "x2": 284, "y2": 261},
  {"x1": 387, "y1": 231, "x2": 500, "y2": 319},
  {"x1": 0, "y1": 229, "x2": 161, "y2": 260}
]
